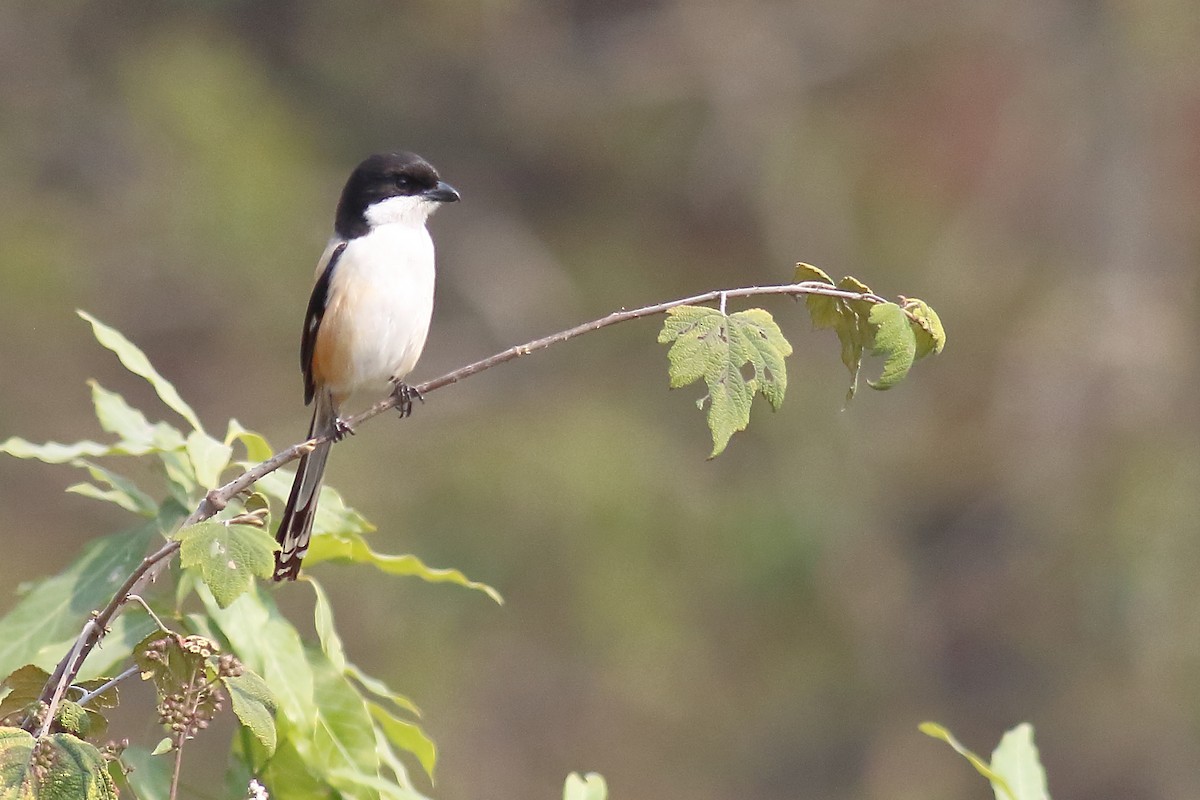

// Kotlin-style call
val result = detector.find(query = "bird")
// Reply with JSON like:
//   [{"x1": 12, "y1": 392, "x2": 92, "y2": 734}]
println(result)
[{"x1": 273, "y1": 152, "x2": 460, "y2": 581}]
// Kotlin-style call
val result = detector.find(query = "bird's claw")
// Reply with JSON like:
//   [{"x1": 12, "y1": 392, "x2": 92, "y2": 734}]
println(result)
[
  {"x1": 332, "y1": 417, "x2": 356, "y2": 441},
  {"x1": 392, "y1": 382, "x2": 424, "y2": 418}
]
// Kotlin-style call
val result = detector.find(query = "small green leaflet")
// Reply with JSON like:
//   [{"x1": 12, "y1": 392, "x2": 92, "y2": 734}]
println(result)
[
  {"x1": 224, "y1": 669, "x2": 278, "y2": 756},
  {"x1": 172, "y1": 522, "x2": 277, "y2": 608},
  {"x1": 990, "y1": 723, "x2": 1051, "y2": 800},
  {"x1": 795, "y1": 263, "x2": 946, "y2": 399},
  {"x1": 77, "y1": 311, "x2": 205, "y2": 434},
  {"x1": 658, "y1": 305, "x2": 793, "y2": 458},
  {"x1": 563, "y1": 772, "x2": 608, "y2": 800},
  {"x1": 367, "y1": 702, "x2": 437, "y2": 782},
  {"x1": 920, "y1": 721, "x2": 1019, "y2": 800},
  {"x1": 185, "y1": 429, "x2": 233, "y2": 490},
  {"x1": 904, "y1": 297, "x2": 946, "y2": 359},
  {"x1": 66, "y1": 459, "x2": 157, "y2": 516},
  {"x1": 866, "y1": 302, "x2": 916, "y2": 390}
]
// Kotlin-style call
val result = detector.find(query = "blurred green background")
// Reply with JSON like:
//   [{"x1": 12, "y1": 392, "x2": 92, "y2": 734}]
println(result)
[{"x1": 2, "y1": 1, "x2": 1199, "y2": 798}]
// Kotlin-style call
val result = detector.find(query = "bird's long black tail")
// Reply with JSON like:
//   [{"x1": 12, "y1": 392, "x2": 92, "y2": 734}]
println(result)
[{"x1": 274, "y1": 394, "x2": 334, "y2": 581}]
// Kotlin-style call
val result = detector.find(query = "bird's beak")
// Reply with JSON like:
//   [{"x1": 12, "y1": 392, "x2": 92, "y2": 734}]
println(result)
[{"x1": 423, "y1": 181, "x2": 460, "y2": 203}]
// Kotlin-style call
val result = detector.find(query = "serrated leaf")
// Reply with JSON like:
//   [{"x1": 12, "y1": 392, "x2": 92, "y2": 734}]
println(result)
[
  {"x1": 78, "y1": 311, "x2": 204, "y2": 434},
  {"x1": 173, "y1": 522, "x2": 277, "y2": 608},
  {"x1": 53, "y1": 701, "x2": 89, "y2": 737},
  {"x1": 866, "y1": 302, "x2": 917, "y2": 390},
  {"x1": 0, "y1": 729, "x2": 117, "y2": 800},
  {"x1": 990, "y1": 723, "x2": 1050, "y2": 800},
  {"x1": 658, "y1": 305, "x2": 792, "y2": 457},
  {"x1": 920, "y1": 722, "x2": 1017, "y2": 800},
  {"x1": 728, "y1": 308, "x2": 792, "y2": 410},
  {"x1": 903, "y1": 297, "x2": 946, "y2": 359},
  {"x1": 367, "y1": 702, "x2": 437, "y2": 782},
  {"x1": 564, "y1": 772, "x2": 608, "y2": 800},
  {"x1": 0, "y1": 522, "x2": 159, "y2": 680},
  {"x1": 303, "y1": 531, "x2": 502, "y2": 604},
  {"x1": 185, "y1": 430, "x2": 233, "y2": 490},
  {"x1": 224, "y1": 669, "x2": 278, "y2": 756}
]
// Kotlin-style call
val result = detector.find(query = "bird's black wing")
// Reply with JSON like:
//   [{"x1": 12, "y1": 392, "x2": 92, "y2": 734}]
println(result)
[{"x1": 301, "y1": 241, "x2": 348, "y2": 406}]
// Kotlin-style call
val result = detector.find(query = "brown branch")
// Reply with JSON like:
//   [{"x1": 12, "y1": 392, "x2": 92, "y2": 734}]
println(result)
[{"x1": 31, "y1": 279, "x2": 888, "y2": 723}]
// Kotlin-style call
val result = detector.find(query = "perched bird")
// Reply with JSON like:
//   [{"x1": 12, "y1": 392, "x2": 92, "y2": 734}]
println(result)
[{"x1": 274, "y1": 152, "x2": 460, "y2": 581}]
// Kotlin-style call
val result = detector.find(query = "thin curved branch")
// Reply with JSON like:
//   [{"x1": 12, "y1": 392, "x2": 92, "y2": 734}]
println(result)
[{"x1": 32, "y1": 279, "x2": 887, "y2": 721}]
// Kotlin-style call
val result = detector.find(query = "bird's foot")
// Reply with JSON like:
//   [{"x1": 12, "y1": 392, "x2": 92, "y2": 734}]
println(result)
[
  {"x1": 332, "y1": 417, "x2": 356, "y2": 442},
  {"x1": 392, "y1": 382, "x2": 424, "y2": 418}
]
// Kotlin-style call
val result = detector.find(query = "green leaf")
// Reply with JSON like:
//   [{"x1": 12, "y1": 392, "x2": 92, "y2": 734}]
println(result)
[
  {"x1": 0, "y1": 666, "x2": 50, "y2": 728},
  {"x1": 564, "y1": 772, "x2": 608, "y2": 800},
  {"x1": 794, "y1": 262, "x2": 835, "y2": 285},
  {"x1": 0, "y1": 729, "x2": 117, "y2": 800},
  {"x1": 990, "y1": 723, "x2": 1050, "y2": 800},
  {"x1": 306, "y1": 647, "x2": 386, "y2": 797},
  {"x1": 0, "y1": 522, "x2": 158, "y2": 679},
  {"x1": 903, "y1": 297, "x2": 946, "y2": 359},
  {"x1": 67, "y1": 460, "x2": 157, "y2": 516},
  {"x1": 173, "y1": 521, "x2": 277, "y2": 608},
  {"x1": 120, "y1": 745, "x2": 172, "y2": 800},
  {"x1": 0, "y1": 437, "x2": 153, "y2": 464},
  {"x1": 866, "y1": 302, "x2": 917, "y2": 390},
  {"x1": 201, "y1": 587, "x2": 315, "y2": 731},
  {"x1": 78, "y1": 311, "x2": 205, "y2": 433},
  {"x1": 257, "y1": 733, "x2": 332, "y2": 800},
  {"x1": 346, "y1": 665, "x2": 420, "y2": 718},
  {"x1": 256, "y1": 472, "x2": 374, "y2": 538},
  {"x1": 225, "y1": 420, "x2": 274, "y2": 463},
  {"x1": 149, "y1": 738, "x2": 173, "y2": 756},
  {"x1": 87, "y1": 382, "x2": 156, "y2": 447},
  {"x1": 658, "y1": 305, "x2": 792, "y2": 457},
  {"x1": 224, "y1": 669, "x2": 278, "y2": 756},
  {"x1": 367, "y1": 702, "x2": 436, "y2": 782},
  {"x1": 309, "y1": 580, "x2": 346, "y2": 672},
  {"x1": 185, "y1": 430, "x2": 233, "y2": 490},
  {"x1": 920, "y1": 722, "x2": 1017, "y2": 800},
  {"x1": 304, "y1": 531, "x2": 502, "y2": 604}
]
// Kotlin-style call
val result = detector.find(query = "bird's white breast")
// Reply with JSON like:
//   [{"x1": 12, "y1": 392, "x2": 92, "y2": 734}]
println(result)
[{"x1": 321, "y1": 223, "x2": 436, "y2": 398}]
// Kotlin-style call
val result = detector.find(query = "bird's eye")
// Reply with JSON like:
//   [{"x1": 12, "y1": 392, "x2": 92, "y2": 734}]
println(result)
[{"x1": 394, "y1": 174, "x2": 413, "y2": 190}]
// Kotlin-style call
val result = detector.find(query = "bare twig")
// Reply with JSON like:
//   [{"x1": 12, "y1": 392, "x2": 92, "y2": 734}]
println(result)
[
  {"x1": 31, "y1": 279, "x2": 889, "y2": 726},
  {"x1": 170, "y1": 734, "x2": 184, "y2": 800},
  {"x1": 76, "y1": 665, "x2": 139, "y2": 708}
]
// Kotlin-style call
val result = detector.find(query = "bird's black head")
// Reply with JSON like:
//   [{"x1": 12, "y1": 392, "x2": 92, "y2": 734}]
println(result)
[{"x1": 334, "y1": 152, "x2": 460, "y2": 239}]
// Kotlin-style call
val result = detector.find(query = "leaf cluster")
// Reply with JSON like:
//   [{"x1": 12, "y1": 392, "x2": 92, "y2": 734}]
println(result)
[
  {"x1": 0, "y1": 313, "x2": 501, "y2": 799},
  {"x1": 658, "y1": 265, "x2": 945, "y2": 454}
]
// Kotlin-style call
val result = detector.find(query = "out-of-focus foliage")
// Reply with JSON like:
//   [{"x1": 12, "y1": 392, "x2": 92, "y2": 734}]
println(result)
[{"x1": 1, "y1": 1, "x2": 1199, "y2": 798}]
